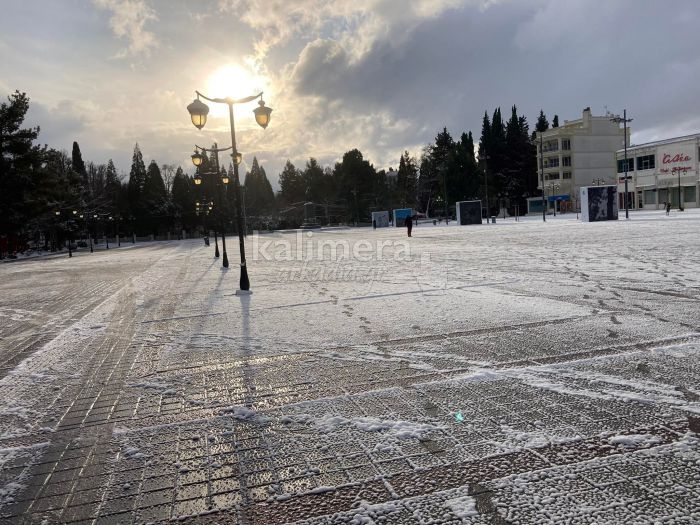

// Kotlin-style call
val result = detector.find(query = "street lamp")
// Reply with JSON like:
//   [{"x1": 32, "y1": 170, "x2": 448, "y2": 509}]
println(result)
[
  {"x1": 547, "y1": 183, "x2": 560, "y2": 217},
  {"x1": 191, "y1": 143, "x2": 233, "y2": 268},
  {"x1": 481, "y1": 154, "x2": 490, "y2": 223},
  {"x1": 672, "y1": 167, "x2": 684, "y2": 212},
  {"x1": 611, "y1": 110, "x2": 633, "y2": 219},
  {"x1": 191, "y1": 150, "x2": 204, "y2": 167},
  {"x1": 187, "y1": 90, "x2": 272, "y2": 294},
  {"x1": 539, "y1": 133, "x2": 546, "y2": 222}
]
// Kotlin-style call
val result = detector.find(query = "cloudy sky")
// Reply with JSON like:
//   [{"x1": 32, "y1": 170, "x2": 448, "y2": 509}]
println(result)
[{"x1": 3, "y1": 0, "x2": 700, "y2": 187}]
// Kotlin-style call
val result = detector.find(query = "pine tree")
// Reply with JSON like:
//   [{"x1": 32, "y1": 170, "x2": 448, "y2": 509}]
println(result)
[
  {"x1": 552, "y1": 114, "x2": 559, "y2": 128},
  {"x1": 104, "y1": 159, "x2": 121, "y2": 213},
  {"x1": 432, "y1": 128, "x2": 456, "y2": 215},
  {"x1": 127, "y1": 143, "x2": 147, "y2": 232},
  {"x1": 71, "y1": 141, "x2": 88, "y2": 203},
  {"x1": 535, "y1": 110, "x2": 549, "y2": 133},
  {"x1": 244, "y1": 157, "x2": 276, "y2": 218},
  {"x1": 0, "y1": 91, "x2": 48, "y2": 245},
  {"x1": 143, "y1": 160, "x2": 168, "y2": 234},
  {"x1": 278, "y1": 160, "x2": 305, "y2": 205}
]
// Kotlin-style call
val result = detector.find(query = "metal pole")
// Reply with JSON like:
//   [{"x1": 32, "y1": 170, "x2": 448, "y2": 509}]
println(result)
[
  {"x1": 228, "y1": 102, "x2": 250, "y2": 292},
  {"x1": 88, "y1": 215, "x2": 94, "y2": 253},
  {"x1": 213, "y1": 143, "x2": 229, "y2": 268},
  {"x1": 214, "y1": 226, "x2": 219, "y2": 257},
  {"x1": 678, "y1": 168, "x2": 683, "y2": 211},
  {"x1": 624, "y1": 109, "x2": 629, "y2": 219},
  {"x1": 442, "y1": 167, "x2": 449, "y2": 220},
  {"x1": 540, "y1": 134, "x2": 546, "y2": 222},
  {"x1": 484, "y1": 157, "x2": 490, "y2": 224}
]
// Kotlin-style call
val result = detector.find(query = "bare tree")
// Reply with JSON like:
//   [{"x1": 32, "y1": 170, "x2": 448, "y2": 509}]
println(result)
[{"x1": 161, "y1": 164, "x2": 176, "y2": 193}]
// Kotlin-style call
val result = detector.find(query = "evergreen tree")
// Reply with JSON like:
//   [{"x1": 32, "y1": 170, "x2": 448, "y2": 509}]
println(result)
[
  {"x1": 333, "y1": 150, "x2": 376, "y2": 222},
  {"x1": 244, "y1": 157, "x2": 276, "y2": 219},
  {"x1": 451, "y1": 131, "x2": 480, "y2": 201},
  {"x1": 552, "y1": 114, "x2": 559, "y2": 128},
  {"x1": 127, "y1": 143, "x2": 147, "y2": 232},
  {"x1": 430, "y1": 128, "x2": 458, "y2": 216},
  {"x1": 171, "y1": 166, "x2": 197, "y2": 232},
  {"x1": 0, "y1": 91, "x2": 48, "y2": 247},
  {"x1": 278, "y1": 160, "x2": 306, "y2": 205},
  {"x1": 535, "y1": 110, "x2": 550, "y2": 133},
  {"x1": 142, "y1": 160, "x2": 168, "y2": 234},
  {"x1": 71, "y1": 141, "x2": 88, "y2": 203}
]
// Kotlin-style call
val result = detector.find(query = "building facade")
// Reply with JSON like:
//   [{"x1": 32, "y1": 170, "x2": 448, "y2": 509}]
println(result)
[
  {"x1": 615, "y1": 133, "x2": 700, "y2": 210},
  {"x1": 529, "y1": 108, "x2": 627, "y2": 214}
]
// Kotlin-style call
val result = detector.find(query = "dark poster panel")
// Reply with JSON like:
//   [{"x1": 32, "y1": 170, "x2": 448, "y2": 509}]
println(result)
[
  {"x1": 587, "y1": 186, "x2": 618, "y2": 222},
  {"x1": 457, "y1": 201, "x2": 482, "y2": 225}
]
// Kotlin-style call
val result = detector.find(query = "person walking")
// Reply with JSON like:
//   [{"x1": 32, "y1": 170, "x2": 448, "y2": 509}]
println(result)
[
  {"x1": 666, "y1": 201, "x2": 671, "y2": 216},
  {"x1": 373, "y1": 219, "x2": 377, "y2": 230},
  {"x1": 405, "y1": 215, "x2": 413, "y2": 237}
]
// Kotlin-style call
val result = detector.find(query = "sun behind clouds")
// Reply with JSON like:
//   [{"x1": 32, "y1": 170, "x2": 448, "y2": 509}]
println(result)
[{"x1": 207, "y1": 64, "x2": 263, "y2": 97}]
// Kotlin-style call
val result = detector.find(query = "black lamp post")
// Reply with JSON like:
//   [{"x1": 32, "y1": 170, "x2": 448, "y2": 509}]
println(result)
[
  {"x1": 187, "y1": 90, "x2": 271, "y2": 294},
  {"x1": 673, "y1": 167, "x2": 684, "y2": 211},
  {"x1": 547, "y1": 183, "x2": 560, "y2": 217},
  {"x1": 481, "y1": 153, "x2": 490, "y2": 223},
  {"x1": 192, "y1": 143, "x2": 233, "y2": 268},
  {"x1": 539, "y1": 133, "x2": 546, "y2": 222}
]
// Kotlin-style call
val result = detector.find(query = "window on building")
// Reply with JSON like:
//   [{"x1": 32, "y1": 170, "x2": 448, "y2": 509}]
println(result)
[
  {"x1": 685, "y1": 186, "x2": 697, "y2": 203},
  {"x1": 658, "y1": 189, "x2": 668, "y2": 204},
  {"x1": 643, "y1": 189, "x2": 656, "y2": 205},
  {"x1": 545, "y1": 173, "x2": 560, "y2": 181},
  {"x1": 544, "y1": 157, "x2": 559, "y2": 168},
  {"x1": 617, "y1": 158, "x2": 634, "y2": 173},
  {"x1": 543, "y1": 140, "x2": 559, "y2": 152},
  {"x1": 636, "y1": 154, "x2": 655, "y2": 170},
  {"x1": 561, "y1": 138, "x2": 571, "y2": 150},
  {"x1": 562, "y1": 156, "x2": 571, "y2": 167},
  {"x1": 562, "y1": 171, "x2": 572, "y2": 179}
]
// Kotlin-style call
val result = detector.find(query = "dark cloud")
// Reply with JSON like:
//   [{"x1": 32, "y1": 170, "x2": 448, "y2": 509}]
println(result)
[
  {"x1": 3, "y1": 0, "x2": 700, "y2": 188},
  {"x1": 288, "y1": 0, "x2": 700, "y2": 152}
]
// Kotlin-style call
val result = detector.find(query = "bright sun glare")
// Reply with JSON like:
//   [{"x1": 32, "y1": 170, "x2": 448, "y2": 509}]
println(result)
[{"x1": 206, "y1": 65, "x2": 263, "y2": 117}]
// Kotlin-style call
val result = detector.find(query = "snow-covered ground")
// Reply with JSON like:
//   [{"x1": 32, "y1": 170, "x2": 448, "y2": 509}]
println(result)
[{"x1": 1, "y1": 209, "x2": 699, "y2": 524}]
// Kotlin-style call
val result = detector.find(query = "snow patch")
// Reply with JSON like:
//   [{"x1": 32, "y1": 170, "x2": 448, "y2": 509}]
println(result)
[
  {"x1": 445, "y1": 494, "x2": 479, "y2": 518},
  {"x1": 220, "y1": 405, "x2": 271, "y2": 424},
  {"x1": 607, "y1": 433, "x2": 662, "y2": 448}
]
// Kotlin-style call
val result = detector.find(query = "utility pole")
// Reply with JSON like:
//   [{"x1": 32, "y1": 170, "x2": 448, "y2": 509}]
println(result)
[
  {"x1": 540, "y1": 133, "x2": 546, "y2": 222},
  {"x1": 611, "y1": 110, "x2": 633, "y2": 219}
]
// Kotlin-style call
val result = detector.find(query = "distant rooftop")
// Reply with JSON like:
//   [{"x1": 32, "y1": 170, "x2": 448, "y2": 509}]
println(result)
[{"x1": 619, "y1": 132, "x2": 700, "y2": 153}]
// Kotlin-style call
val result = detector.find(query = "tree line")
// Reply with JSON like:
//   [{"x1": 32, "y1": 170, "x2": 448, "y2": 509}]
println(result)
[{"x1": 1, "y1": 90, "x2": 558, "y2": 255}]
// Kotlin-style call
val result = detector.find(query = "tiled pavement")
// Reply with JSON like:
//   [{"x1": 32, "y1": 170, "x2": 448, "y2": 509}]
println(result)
[{"x1": 1, "y1": 215, "x2": 700, "y2": 524}]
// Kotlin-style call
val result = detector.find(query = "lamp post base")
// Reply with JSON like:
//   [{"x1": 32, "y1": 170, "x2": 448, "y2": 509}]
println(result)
[{"x1": 235, "y1": 289, "x2": 253, "y2": 296}]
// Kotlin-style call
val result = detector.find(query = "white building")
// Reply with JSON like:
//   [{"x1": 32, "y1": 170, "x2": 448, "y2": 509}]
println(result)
[
  {"x1": 615, "y1": 133, "x2": 700, "y2": 210},
  {"x1": 529, "y1": 108, "x2": 627, "y2": 214}
]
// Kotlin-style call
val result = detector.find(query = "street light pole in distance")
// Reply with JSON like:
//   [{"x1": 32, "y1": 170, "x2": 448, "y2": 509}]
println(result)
[
  {"x1": 192, "y1": 143, "x2": 235, "y2": 268},
  {"x1": 610, "y1": 110, "x2": 633, "y2": 219},
  {"x1": 539, "y1": 133, "x2": 546, "y2": 222},
  {"x1": 187, "y1": 90, "x2": 271, "y2": 294}
]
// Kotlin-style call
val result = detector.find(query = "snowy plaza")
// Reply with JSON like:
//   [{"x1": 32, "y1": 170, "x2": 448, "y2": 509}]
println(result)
[{"x1": 1, "y1": 210, "x2": 700, "y2": 525}]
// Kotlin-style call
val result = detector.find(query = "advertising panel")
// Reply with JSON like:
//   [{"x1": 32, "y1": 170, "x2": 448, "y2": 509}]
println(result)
[
  {"x1": 393, "y1": 208, "x2": 413, "y2": 227},
  {"x1": 456, "y1": 201, "x2": 482, "y2": 225},
  {"x1": 658, "y1": 143, "x2": 695, "y2": 179},
  {"x1": 580, "y1": 186, "x2": 618, "y2": 222},
  {"x1": 371, "y1": 211, "x2": 390, "y2": 228}
]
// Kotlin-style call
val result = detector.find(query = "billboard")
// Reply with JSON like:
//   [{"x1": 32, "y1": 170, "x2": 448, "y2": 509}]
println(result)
[
  {"x1": 456, "y1": 201, "x2": 482, "y2": 225},
  {"x1": 658, "y1": 143, "x2": 695, "y2": 180},
  {"x1": 393, "y1": 208, "x2": 413, "y2": 227},
  {"x1": 580, "y1": 186, "x2": 618, "y2": 222},
  {"x1": 371, "y1": 211, "x2": 390, "y2": 228}
]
